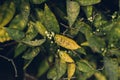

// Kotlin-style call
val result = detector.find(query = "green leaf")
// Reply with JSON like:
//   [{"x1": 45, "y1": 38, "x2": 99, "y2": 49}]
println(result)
[
  {"x1": 35, "y1": 8, "x2": 44, "y2": 22},
  {"x1": 22, "y1": 39, "x2": 46, "y2": 47},
  {"x1": 104, "y1": 57, "x2": 119, "y2": 80},
  {"x1": 67, "y1": 20, "x2": 85, "y2": 37},
  {"x1": 47, "y1": 59, "x2": 67, "y2": 80},
  {"x1": 47, "y1": 67, "x2": 57, "y2": 80},
  {"x1": 82, "y1": 70, "x2": 96, "y2": 79},
  {"x1": 76, "y1": 68, "x2": 95, "y2": 80},
  {"x1": 76, "y1": 60, "x2": 94, "y2": 72},
  {"x1": 22, "y1": 47, "x2": 40, "y2": 60},
  {"x1": 93, "y1": 12, "x2": 107, "y2": 28},
  {"x1": 14, "y1": 43, "x2": 27, "y2": 58},
  {"x1": 5, "y1": 27, "x2": 25, "y2": 41},
  {"x1": 77, "y1": 0, "x2": 101, "y2": 6},
  {"x1": 75, "y1": 21, "x2": 92, "y2": 35},
  {"x1": 37, "y1": 55, "x2": 54, "y2": 77},
  {"x1": 75, "y1": 48, "x2": 86, "y2": 55},
  {"x1": 67, "y1": 0, "x2": 80, "y2": 27},
  {"x1": 23, "y1": 21, "x2": 38, "y2": 41},
  {"x1": 36, "y1": 4, "x2": 60, "y2": 33},
  {"x1": 107, "y1": 19, "x2": 120, "y2": 43},
  {"x1": 53, "y1": 6, "x2": 67, "y2": 21},
  {"x1": 82, "y1": 6, "x2": 93, "y2": 19},
  {"x1": 14, "y1": 22, "x2": 38, "y2": 58},
  {"x1": 86, "y1": 34, "x2": 106, "y2": 53}
]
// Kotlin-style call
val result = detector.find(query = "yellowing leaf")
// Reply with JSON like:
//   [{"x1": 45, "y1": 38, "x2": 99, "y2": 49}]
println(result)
[
  {"x1": 34, "y1": 21, "x2": 47, "y2": 37},
  {"x1": 67, "y1": 63, "x2": 76, "y2": 80},
  {"x1": 59, "y1": 51, "x2": 74, "y2": 63},
  {"x1": 55, "y1": 34, "x2": 81, "y2": 50},
  {"x1": 5, "y1": 27, "x2": 25, "y2": 41},
  {"x1": 0, "y1": 27, "x2": 11, "y2": 42},
  {"x1": 94, "y1": 72, "x2": 107, "y2": 80}
]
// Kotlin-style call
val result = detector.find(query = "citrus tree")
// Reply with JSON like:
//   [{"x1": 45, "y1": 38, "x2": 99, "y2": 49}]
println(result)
[{"x1": 0, "y1": 0, "x2": 120, "y2": 80}]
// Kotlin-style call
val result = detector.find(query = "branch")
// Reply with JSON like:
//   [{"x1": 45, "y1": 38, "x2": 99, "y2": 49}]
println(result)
[{"x1": 0, "y1": 55, "x2": 18, "y2": 77}]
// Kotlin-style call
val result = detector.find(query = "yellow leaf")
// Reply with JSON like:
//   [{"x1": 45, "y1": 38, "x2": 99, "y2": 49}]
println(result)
[
  {"x1": 0, "y1": 27, "x2": 11, "y2": 42},
  {"x1": 55, "y1": 34, "x2": 81, "y2": 50},
  {"x1": 67, "y1": 63, "x2": 76, "y2": 80},
  {"x1": 94, "y1": 72, "x2": 107, "y2": 80},
  {"x1": 59, "y1": 51, "x2": 74, "y2": 63}
]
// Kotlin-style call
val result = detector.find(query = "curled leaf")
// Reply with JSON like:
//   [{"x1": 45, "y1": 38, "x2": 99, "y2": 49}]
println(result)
[{"x1": 22, "y1": 39, "x2": 46, "y2": 46}]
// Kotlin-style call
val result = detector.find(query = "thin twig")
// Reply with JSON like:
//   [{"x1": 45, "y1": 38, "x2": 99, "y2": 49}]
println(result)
[
  {"x1": 60, "y1": 23, "x2": 69, "y2": 28},
  {"x1": 10, "y1": 59, "x2": 18, "y2": 77},
  {"x1": 71, "y1": 50, "x2": 81, "y2": 59},
  {"x1": 0, "y1": 55, "x2": 18, "y2": 77},
  {"x1": 24, "y1": 73, "x2": 37, "y2": 80},
  {"x1": 3, "y1": 42, "x2": 17, "y2": 47},
  {"x1": 97, "y1": 66, "x2": 104, "y2": 71}
]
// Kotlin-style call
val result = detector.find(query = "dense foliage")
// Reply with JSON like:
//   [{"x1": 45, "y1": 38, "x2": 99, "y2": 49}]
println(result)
[{"x1": 0, "y1": 0, "x2": 120, "y2": 80}]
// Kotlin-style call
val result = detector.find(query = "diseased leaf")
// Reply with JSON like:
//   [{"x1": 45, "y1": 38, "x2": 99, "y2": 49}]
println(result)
[
  {"x1": 82, "y1": 6, "x2": 93, "y2": 19},
  {"x1": 34, "y1": 21, "x2": 47, "y2": 37},
  {"x1": 0, "y1": 27, "x2": 11, "y2": 42},
  {"x1": 44, "y1": 4, "x2": 60, "y2": 33},
  {"x1": 5, "y1": 27, "x2": 25, "y2": 41},
  {"x1": 22, "y1": 39, "x2": 46, "y2": 46},
  {"x1": 36, "y1": 4, "x2": 60, "y2": 33},
  {"x1": 23, "y1": 47, "x2": 41, "y2": 69},
  {"x1": 55, "y1": 34, "x2": 81, "y2": 50},
  {"x1": 14, "y1": 21, "x2": 38, "y2": 58},
  {"x1": 77, "y1": 0, "x2": 101, "y2": 6},
  {"x1": 22, "y1": 47, "x2": 40, "y2": 60},
  {"x1": 23, "y1": 21, "x2": 38, "y2": 41},
  {"x1": 67, "y1": 63, "x2": 76, "y2": 80},
  {"x1": 59, "y1": 50, "x2": 74, "y2": 63},
  {"x1": 67, "y1": 0, "x2": 80, "y2": 27}
]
